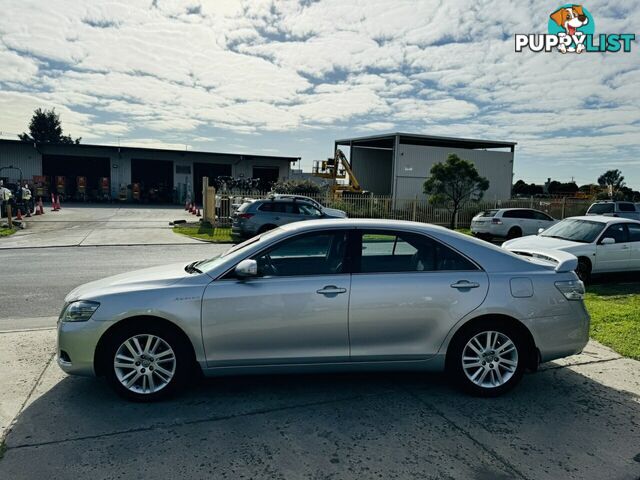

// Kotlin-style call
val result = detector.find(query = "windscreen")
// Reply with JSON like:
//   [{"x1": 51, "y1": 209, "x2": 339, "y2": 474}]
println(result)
[{"x1": 540, "y1": 219, "x2": 604, "y2": 243}]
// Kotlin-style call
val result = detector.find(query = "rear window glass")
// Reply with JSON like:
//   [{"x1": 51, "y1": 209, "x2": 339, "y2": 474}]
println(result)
[
  {"x1": 237, "y1": 202, "x2": 252, "y2": 213},
  {"x1": 588, "y1": 203, "x2": 614, "y2": 214},
  {"x1": 618, "y1": 203, "x2": 636, "y2": 212},
  {"x1": 479, "y1": 210, "x2": 499, "y2": 217}
]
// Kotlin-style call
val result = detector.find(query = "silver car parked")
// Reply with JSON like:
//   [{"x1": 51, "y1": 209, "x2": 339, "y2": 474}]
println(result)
[{"x1": 58, "y1": 219, "x2": 589, "y2": 401}]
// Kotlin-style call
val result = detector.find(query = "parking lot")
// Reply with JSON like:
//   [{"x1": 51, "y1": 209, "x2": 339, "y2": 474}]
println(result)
[{"x1": 1, "y1": 214, "x2": 639, "y2": 479}]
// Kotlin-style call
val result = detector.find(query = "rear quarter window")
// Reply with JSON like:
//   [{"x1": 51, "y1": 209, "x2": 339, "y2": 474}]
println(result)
[
  {"x1": 479, "y1": 210, "x2": 499, "y2": 217},
  {"x1": 618, "y1": 203, "x2": 636, "y2": 212},
  {"x1": 588, "y1": 203, "x2": 614, "y2": 214}
]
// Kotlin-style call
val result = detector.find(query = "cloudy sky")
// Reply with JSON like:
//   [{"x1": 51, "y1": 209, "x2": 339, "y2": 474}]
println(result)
[{"x1": 1, "y1": 0, "x2": 639, "y2": 186}]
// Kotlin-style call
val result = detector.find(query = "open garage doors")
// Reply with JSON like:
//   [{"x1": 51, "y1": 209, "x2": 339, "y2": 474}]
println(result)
[
  {"x1": 131, "y1": 159, "x2": 174, "y2": 203},
  {"x1": 193, "y1": 162, "x2": 231, "y2": 204},
  {"x1": 42, "y1": 154, "x2": 111, "y2": 200}
]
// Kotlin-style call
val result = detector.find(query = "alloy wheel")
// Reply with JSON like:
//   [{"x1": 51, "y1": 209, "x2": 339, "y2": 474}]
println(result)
[
  {"x1": 113, "y1": 334, "x2": 176, "y2": 394},
  {"x1": 461, "y1": 330, "x2": 518, "y2": 388}
]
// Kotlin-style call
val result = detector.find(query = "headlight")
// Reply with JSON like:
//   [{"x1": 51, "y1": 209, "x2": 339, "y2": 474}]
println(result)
[
  {"x1": 554, "y1": 280, "x2": 585, "y2": 301},
  {"x1": 60, "y1": 301, "x2": 100, "y2": 322}
]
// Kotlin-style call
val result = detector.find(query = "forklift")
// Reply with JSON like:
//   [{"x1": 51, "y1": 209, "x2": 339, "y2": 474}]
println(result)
[{"x1": 312, "y1": 148, "x2": 363, "y2": 199}]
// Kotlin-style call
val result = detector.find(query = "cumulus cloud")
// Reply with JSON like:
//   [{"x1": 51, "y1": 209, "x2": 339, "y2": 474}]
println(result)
[{"x1": 0, "y1": 0, "x2": 639, "y2": 184}]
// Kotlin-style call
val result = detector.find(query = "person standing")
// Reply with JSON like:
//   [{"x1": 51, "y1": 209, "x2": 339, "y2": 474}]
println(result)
[
  {"x1": 21, "y1": 183, "x2": 33, "y2": 214},
  {"x1": 0, "y1": 180, "x2": 13, "y2": 218}
]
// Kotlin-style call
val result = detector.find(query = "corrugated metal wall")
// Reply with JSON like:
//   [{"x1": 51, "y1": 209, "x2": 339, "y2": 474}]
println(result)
[
  {"x1": 394, "y1": 144, "x2": 513, "y2": 200},
  {"x1": 0, "y1": 142, "x2": 42, "y2": 181},
  {"x1": 351, "y1": 147, "x2": 393, "y2": 194}
]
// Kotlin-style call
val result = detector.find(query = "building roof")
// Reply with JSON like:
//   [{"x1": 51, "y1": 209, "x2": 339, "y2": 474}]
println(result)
[
  {"x1": 335, "y1": 132, "x2": 516, "y2": 150},
  {"x1": 0, "y1": 139, "x2": 300, "y2": 162}
]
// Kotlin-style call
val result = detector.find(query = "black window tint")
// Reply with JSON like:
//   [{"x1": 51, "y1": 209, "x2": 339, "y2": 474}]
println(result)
[
  {"x1": 517, "y1": 210, "x2": 534, "y2": 219},
  {"x1": 253, "y1": 231, "x2": 347, "y2": 276},
  {"x1": 602, "y1": 224, "x2": 628, "y2": 243},
  {"x1": 502, "y1": 210, "x2": 516, "y2": 218},
  {"x1": 359, "y1": 231, "x2": 477, "y2": 273},
  {"x1": 627, "y1": 224, "x2": 640, "y2": 242},
  {"x1": 618, "y1": 203, "x2": 636, "y2": 212},
  {"x1": 298, "y1": 203, "x2": 322, "y2": 216},
  {"x1": 533, "y1": 211, "x2": 553, "y2": 221},
  {"x1": 588, "y1": 203, "x2": 614, "y2": 214},
  {"x1": 258, "y1": 202, "x2": 274, "y2": 212}
]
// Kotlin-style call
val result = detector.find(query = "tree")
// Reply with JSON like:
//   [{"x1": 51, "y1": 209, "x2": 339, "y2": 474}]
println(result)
[
  {"x1": 18, "y1": 108, "x2": 81, "y2": 144},
  {"x1": 424, "y1": 154, "x2": 489, "y2": 229},
  {"x1": 597, "y1": 169, "x2": 625, "y2": 195}
]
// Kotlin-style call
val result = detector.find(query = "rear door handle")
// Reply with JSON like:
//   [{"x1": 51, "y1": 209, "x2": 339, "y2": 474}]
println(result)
[
  {"x1": 451, "y1": 280, "x2": 480, "y2": 289},
  {"x1": 317, "y1": 285, "x2": 347, "y2": 295}
]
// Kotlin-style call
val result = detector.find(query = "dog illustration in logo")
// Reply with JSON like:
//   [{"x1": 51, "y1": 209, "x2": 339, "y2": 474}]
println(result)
[{"x1": 550, "y1": 5, "x2": 589, "y2": 53}]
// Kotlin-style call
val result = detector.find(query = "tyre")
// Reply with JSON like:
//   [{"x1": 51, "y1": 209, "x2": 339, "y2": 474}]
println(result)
[
  {"x1": 448, "y1": 321, "x2": 526, "y2": 397},
  {"x1": 102, "y1": 322, "x2": 193, "y2": 401},
  {"x1": 576, "y1": 257, "x2": 591, "y2": 283},
  {"x1": 506, "y1": 227, "x2": 522, "y2": 239}
]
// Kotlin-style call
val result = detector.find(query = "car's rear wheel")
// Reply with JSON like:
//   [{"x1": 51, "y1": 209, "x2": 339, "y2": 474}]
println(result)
[
  {"x1": 576, "y1": 257, "x2": 591, "y2": 283},
  {"x1": 103, "y1": 323, "x2": 192, "y2": 401},
  {"x1": 506, "y1": 227, "x2": 522, "y2": 239},
  {"x1": 448, "y1": 322, "x2": 525, "y2": 396}
]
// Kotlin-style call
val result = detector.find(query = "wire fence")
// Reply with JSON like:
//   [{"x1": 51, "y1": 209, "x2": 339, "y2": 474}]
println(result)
[{"x1": 213, "y1": 190, "x2": 593, "y2": 229}]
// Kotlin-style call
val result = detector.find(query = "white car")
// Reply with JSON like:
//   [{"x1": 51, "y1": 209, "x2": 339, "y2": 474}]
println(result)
[
  {"x1": 471, "y1": 208, "x2": 556, "y2": 240},
  {"x1": 503, "y1": 215, "x2": 640, "y2": 281}
]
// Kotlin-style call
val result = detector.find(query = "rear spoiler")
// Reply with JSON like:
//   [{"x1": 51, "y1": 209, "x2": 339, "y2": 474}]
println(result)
[{"x1": 506, "y1": 248, "x2": 578, "y2": 273}]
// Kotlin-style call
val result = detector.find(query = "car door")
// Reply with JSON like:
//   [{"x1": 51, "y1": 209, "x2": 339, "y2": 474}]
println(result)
[
  {"x1": 348, "y1": 229, "x2": 489, "y2": 361},
  {"x1": 518, "y1": 209, "x2": 538, "y2": 235},
  {"x1": 201, "y1": 230, "x2": 351, "y2": 366},
  {"x1": 595, "y1": 223, "x2": 630, "y2": 272},
  {"x1": 626, "y1": 223, "x2": 640, "y2": 269}
]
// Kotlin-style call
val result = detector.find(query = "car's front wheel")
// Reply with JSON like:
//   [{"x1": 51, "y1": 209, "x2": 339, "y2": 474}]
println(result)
[
  {"x1": 448, "y1": 322, "x2": 525, "y2": 396},
  {"x1": 103, "y1": 323, "x2": 193, "y2": 401}
]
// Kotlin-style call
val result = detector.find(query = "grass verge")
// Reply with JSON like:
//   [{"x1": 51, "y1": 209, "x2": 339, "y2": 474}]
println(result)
[
  {"x1": 585, "y1": 282, "x2": 640, "y2": 360},
  {"x1": 173, "y1": 223, "x2": 234, "y2": 243},
  {"x1": 0, "y1": 228, "x2": 17, "y2": 238}
]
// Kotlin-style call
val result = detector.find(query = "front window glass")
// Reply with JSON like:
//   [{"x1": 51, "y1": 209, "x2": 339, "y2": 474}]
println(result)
[
  {"x1": 253, "y1": 231, "x2": 347, "y2": 276},
  {"x1": 540, "y1": 219, "x2": 604, "y2": 243},
  {"x1": 601, "y1": 224, "x2": 628, "y2": 243}
]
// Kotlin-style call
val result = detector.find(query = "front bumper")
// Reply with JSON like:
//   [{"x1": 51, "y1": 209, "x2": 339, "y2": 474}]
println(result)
[{"x1": 57, "y1": 319, "x2": 110, "y2": 376}]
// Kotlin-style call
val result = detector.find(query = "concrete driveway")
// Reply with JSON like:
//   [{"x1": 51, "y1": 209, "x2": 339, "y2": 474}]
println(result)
[
  {"x1": 0, "y1": 330, "x2": 639, "y2": 480},
  {"x1": 0, "y1": 204, "x2": 201, "y2": 249}
]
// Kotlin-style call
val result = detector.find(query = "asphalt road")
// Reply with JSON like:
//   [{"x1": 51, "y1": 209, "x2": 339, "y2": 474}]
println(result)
[{"x1": 0, "y1": 244, "x2": 228, "y2": 330}]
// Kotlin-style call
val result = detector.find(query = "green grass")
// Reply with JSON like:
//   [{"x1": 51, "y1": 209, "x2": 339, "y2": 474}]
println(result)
[
  {"x1": 0, "y1": 228, "x2": 16, "y2": 237},
  {"x1": 173, "y1": 224, "x2": 233, "y2": 243},
  {"x1": 585, "y1": 283, "x2": 640, "y2": 360}
]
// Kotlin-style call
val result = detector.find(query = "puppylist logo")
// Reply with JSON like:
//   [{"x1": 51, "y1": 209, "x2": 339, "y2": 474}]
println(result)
[{"x1": 515, "y1": 4, "x2": 635, "y2": 53}]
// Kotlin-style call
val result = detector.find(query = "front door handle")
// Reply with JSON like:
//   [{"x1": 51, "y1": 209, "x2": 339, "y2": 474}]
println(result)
[
  {"x1": 316, "y1": 285, "x2": 347, "y2": 295},
  {"x1": 450, "y1": 280, "x2": 480, "y2": 289}
]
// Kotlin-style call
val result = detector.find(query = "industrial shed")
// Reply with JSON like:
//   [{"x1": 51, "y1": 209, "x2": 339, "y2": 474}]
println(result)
[
  {"x1": 0, "y1": 140, "x2": 299, "y2": 204},
  {"x1": 336, "y1": 133, "x2": 516, "y2": 201}
]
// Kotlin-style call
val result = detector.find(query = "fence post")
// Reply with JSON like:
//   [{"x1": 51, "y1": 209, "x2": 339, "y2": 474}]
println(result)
[
  {"x1": 530, "y1": 195, "x2": 533, "y2": 209},
  {"x1": 6, "y1": 204, "x2": 12, "y2": 229},
  {"x1": 454, "y1": 210, "x2": 458, "y2": 230},
  {"x1": 412, "y1": 195, "x2": 417, "y2": 222},
  {"x1": 369, "y1": 192, "x2": 374, "y2": 218},
  {"x1": 561, "y1": 196, "x2": 566, "y2": 219}
]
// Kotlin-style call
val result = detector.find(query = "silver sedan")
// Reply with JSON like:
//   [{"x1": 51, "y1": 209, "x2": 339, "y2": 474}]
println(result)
[{"x1": 57, "y1": 219, "x2": 589, "y2": 401}]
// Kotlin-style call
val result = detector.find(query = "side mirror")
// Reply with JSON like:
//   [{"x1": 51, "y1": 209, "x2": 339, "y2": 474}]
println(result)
[
  {"x1": 537, "y1": 228, "x2": 545, "y2": 234},
  {"x1": 234, "y1": 259, "x2": 258, "y2": 278},
  {"x1": 601, "y1": 237, "x2": 615, "y2": 245}
]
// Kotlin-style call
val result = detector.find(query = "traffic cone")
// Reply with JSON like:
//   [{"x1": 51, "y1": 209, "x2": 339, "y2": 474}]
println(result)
[
  {"x1": 189, "y1": 203, "x2": 195, "y2": 214},
  {"x1": 16, "y1": 209, "x2": 22, "y2": 220},
  {"x1": 38, "y1": 199, "x2": 44, "y2": 215},
  {"x1": 196, "y1": 207, "x2": 201, "y2": 217}
]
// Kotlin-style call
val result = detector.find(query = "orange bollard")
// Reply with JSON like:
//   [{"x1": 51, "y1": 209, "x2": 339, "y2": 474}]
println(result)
[{"x1": 16, "y1": 209, "x2": 23, "y2": 220}]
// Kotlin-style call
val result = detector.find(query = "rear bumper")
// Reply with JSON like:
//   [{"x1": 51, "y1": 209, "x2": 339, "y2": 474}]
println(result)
[{"x1": 526, "y1": 302, "x2": 591, "y2": 363}]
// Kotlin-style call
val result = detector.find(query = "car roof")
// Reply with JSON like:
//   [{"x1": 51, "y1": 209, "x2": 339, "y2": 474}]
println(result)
[
  {"x1": 564, "y1": 215, "x2": 640, "y2": 224},
  {"x1": 497, "y1": 207, "x2": 545, "y2": 212}
]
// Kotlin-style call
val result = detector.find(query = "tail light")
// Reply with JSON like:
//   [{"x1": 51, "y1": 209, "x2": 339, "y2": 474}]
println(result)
[
  {"x1": 491, "y1": 218, "x2": 503, "y2": 225},
  {"x1": 237, "y1": 213, "x2": 254, "y2": 219}
]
